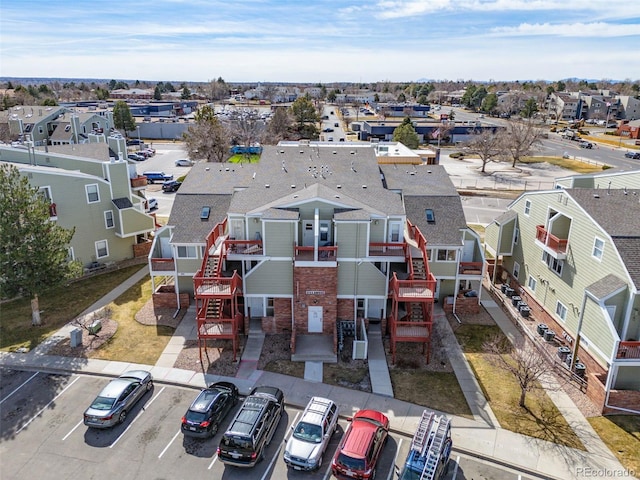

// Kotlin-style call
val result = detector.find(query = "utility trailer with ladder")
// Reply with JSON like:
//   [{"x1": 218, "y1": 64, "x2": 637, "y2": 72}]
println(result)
[{"x1": 398, "y1": 410, "x2": 453, "y2": 480}]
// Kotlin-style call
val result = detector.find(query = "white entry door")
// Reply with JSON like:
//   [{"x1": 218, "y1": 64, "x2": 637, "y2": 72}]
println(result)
[{"x1": 308, "y1": 306, "x2": 323, "y2": 333}]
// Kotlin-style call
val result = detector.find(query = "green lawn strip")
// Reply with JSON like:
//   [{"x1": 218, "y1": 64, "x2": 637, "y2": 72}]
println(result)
[
  {"x1": 89, "y1": 275, "x2": 174, "y2": 365},
  {"x1": 454, "y1": 324, "x2": 585, "y2": 449},
  {"x1": 0, "y1": 265, "x2": 145, "y2": 351},
  {"x1": 390, "y1": 370, "x2": 473, "y2": 419},
  {"x1": 588, "y1": 416, "x2": 640, "y2": 474}
]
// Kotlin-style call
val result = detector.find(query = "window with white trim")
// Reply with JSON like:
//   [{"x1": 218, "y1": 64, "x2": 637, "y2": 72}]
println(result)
[
  {"x1": 38, "y1": 186, "x2": 52, "y2": 202},
  {"x1": 542, "y1": 251, "x2": 563, "y2": 276},
  {"x1": 524, "y1": 199, "x2": 531, "y2": 216},
  {"x1": 513, "y1": 262, "x2": 520, "y2": 279},
  {"x1": 592, "y1": 237, "x2": 604, "y2": 260},
  {"x1": 67, "y1": 247, "x2": 75, "y2": 261},
  {"x1": 104, "y1": 210, "x2": 114, "y2": 229},
  {"x1": 437, "y1": 249, "x2": 457, "y2": 261},
  {"x1": 95, "y1": 240, "x2": 108, "y2": 258},
  {"x1": 177, "y1": 245, "x2": 197, "y2": 258},
  {"x1": 556, "y1": 301, "x2": 567, "y2": 322},
  {"x1": 86, "y1": 184, "x2": 99, "y2": 203},
  {"x1": 527, "y1": 276, "x2": 537, "y2": 292}
]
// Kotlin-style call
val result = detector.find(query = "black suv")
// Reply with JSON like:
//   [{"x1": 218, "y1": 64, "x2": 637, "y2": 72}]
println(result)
[
  {"x1": 181, "y1": 382, "x2": 238, "y2": 438},
  {"x1": 217, "y1": 386, "x2": 284, "y2": 467},
  {"x1": 162, "y1": 180, "x2": 182, "y2": 192}
]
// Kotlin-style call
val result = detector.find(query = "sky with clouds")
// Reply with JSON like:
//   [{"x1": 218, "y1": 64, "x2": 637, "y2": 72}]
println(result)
[{"x1": 1, "y1": 0, "x2": 639, "y2": 84}]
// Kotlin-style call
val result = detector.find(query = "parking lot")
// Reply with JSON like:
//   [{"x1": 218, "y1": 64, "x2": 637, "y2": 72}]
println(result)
[{"x1": 0, "y1": 368, "x2": 544, "y2": 480}]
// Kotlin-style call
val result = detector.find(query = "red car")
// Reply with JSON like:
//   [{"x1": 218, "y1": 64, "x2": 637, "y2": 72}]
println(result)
[{"x1": 331, "y1": 409, "x2": 389, "y2": 479}]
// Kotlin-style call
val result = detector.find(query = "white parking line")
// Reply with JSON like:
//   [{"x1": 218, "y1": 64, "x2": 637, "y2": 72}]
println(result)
[
  {"x1": 260, "y1": 441, "x2": 283, "y2": 480},
  {"x1": 0, "y1": 371, "x2": 39, "y2": 405},
  {"x1": 207, "y1": 454, "x2": 218, "y2": 470},
  {"x1": 158, "y1": 430, "x2": 181, "y2": 458},
  {"x1": 62, "y1": 420, "x2": 84, "y2": 441},
  {"x1": 451, "y1": 454, "x2": 460, "y2": 478},
  {"x1": 387, "y1": 437, "x2": 403, "y2": 480},
  {"x1": 16, "y1": 376, "x2": 80, "y2": 434},
  {"x1": 109, "y1": 386, "x2": 165, "y2": 449}
]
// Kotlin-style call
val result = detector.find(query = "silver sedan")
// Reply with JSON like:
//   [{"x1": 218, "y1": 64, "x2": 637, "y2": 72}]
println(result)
[{"x1": 83, "y1": 370, "x2": 153, "y2": 428}]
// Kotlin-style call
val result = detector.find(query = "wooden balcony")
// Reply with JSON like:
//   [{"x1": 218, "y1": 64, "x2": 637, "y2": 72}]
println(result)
[
  {"x1": 389, "y1": 273, "x2": 436, "y2": 301},
  {"x1": 616, "y1": 341, "x2": 640, "y2": 359},
  {"x1": 391, "y1": 321, "x2": 431, "y2": 341},
  {"x1": 194, "y1": 273, "x2": 242, "y2": 298},
  {"x1": 459, "y1": 261, "x2": 483, "y2": 275},
  {"x1": 131, "y1": 176, "x2": 147, "y2": 188},
  {"x1": 294, "y1": 244, "x2": 338, "y2": 262},
  {"x1": 225, "y1": 239, "x2": 263, "y2": 256},
  {"x1": 536, "y1": 225, "x2": 568, "y2": 254},
  {"x1": 150, "y1": 257, "x2": 175, "y2": 272},
  {"x1": 369, "y1": 242, "x2": 407, "y2": 257}
]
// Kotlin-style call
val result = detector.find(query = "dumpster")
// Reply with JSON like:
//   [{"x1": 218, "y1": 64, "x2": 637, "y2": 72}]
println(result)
[
  {"x1": 511, "y1": 295, "x2": 522, "y2": 306},
  {"x1": 537, "y1": 324, "x2": 548, "y2": 336},
  {"x1": 544, "y1": 329, "x2": 556, "y2": 342},
  {"x1": 574, "y1": 363, "x2": 586, "y2": 378}
]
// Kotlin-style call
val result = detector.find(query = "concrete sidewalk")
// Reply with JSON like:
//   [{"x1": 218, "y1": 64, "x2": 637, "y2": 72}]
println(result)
[{"x1": 0, "y1": 266, "x2": 628, "y2": 480}]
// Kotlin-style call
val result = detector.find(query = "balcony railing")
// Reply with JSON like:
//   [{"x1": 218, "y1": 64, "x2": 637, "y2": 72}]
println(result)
[
  {"x1": 369, "y1": 242, "x2": 406, "y2": 257},
  {"x1": 536, "y1": 225, "x2": 568, "y2": 254},
  {"x1": 130, "y1": 176, "x2": 147, "y2": 188},
  {"x1": 616, "y1": 341, "x2": 640, "y2": 359},
  {"x1": 389, "y1": 273, "x2": 436, "y2": 300},
  {"x1": 150, "y1": 257, "x2": 175, "y2": 271},
  {"x1": 225, "y1": 239, "x2": 263, "y2": 256},
  {"x1": 459, "y1": 261, "x2": 483, "y2": 275},
  {"x1": 193, "y1": 273, "x2": 242, "y2": 297},
  {"x1": 294, "y1": 244, "x2": 338, "y2": 262}
]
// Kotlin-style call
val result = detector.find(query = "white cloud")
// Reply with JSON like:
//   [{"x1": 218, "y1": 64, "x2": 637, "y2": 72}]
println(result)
[{"x1": 491, "y1": 22, "x2": 640, "y2": 38}]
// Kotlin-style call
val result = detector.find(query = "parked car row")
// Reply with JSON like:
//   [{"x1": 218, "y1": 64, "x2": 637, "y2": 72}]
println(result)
[{"x1": 83, "y1": 375, "x2": 394, "y2": 478}]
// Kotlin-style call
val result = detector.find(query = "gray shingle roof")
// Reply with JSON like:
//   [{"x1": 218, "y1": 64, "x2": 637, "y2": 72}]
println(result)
[
  {"x1": 568, "y1": 188, "x2": 640, "y2": 236},
  {"x1": 379, "y1": 164, "x2": 458, "y2": 196},
  {"x1": 403, "y1": 196, "x2": 467, "y2": 246},
  {"x1": 168, "y1": 194, "x2": 232, "y2": 243},
  {"x1": 112, "y1": 197, "x2": 133, "y2": 209},
  {"x1": 586, "y1": 274, "x2": 629, "y2": 300}
]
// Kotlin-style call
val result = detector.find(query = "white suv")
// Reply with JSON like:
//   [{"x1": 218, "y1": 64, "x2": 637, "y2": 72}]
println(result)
[{"x1": 284, "y1": 397, "x2": 338, "y2": 471}]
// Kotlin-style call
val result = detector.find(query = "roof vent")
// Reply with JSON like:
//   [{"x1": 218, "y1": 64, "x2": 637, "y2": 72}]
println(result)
[
  {"x1": 350, "y1": 151, "x2": 356, "y2": 154},
  {"x1": 336, "y1": 184, "x2": 342, "y2": 188},
  {"x1": 280, "y1": 150, "x2": 285, "y2": 154},
  {"x1": 593, "y1": 194, "x2": 599, "y2": 198},
  {"x1": 362, "y1": 185, "x2": 367, "y2": 189},
  {"x1": 293, "y1": 194, "x2": 299, "y2": 198},
  {"x1": 333, "y1": 151, "x2": 337, "y2": 154},
  {"x1": 265, "y1": 184, "x2": 270, "y2": 188},
  {"x1": 205, "y1": 167, "x2": 210, "y2": 171},
  {"x1": 300, "y1": 150, "x2": 304, "y2": 154},
  {"x1": 291, "y1": 184, "x2": 296, "y2": 188}
]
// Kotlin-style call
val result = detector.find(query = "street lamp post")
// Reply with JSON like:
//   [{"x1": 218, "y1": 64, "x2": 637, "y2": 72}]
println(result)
[{"x1": 136, "y1": 126, "x2": 141, "y2": 151}]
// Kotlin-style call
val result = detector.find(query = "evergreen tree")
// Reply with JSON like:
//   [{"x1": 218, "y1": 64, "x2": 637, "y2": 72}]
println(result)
[
  {"x1": 393, "y1": 117, "x2": 419, "y2": 149},
  {"x1": 0, "y1": 164, "x2": 80, "y2": 325},
  {"x1": 112, "y1": 101, "x2": 136, "y2": 134}
]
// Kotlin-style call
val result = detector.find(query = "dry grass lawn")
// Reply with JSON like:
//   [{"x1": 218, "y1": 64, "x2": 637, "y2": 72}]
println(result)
[
  {"x1": 0, "y1": 265, "x2": 146, "y2": 351},
  {"x1": 390, "y1": 370, "x2": 473, "y2": 419},
  {"x1": 588, "y1": 415, "x2": 640, "y2": 474},
  {"x1": 455, "y1": 324, "x2": 585, "y2": 450},
  {"x1": 88, "y1": 275, "x2": 174, "y2": 365}
]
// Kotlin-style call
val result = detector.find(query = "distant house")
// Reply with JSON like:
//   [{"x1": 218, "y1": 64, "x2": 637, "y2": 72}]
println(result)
[
  {"x1": 1, "y1": 139, "x2": 156, "y2": 269},
  {"x1": 484, "y1": 169, "x2": 640, "y2": 414}
]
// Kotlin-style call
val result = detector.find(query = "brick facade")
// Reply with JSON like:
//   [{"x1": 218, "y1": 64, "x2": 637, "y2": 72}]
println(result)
[
  {"x1": 152, "y1": 285, "x2": 190, "y2": 309},
  {"x1": 292, "y1": 267, "x2": 338, "y2": 335}
]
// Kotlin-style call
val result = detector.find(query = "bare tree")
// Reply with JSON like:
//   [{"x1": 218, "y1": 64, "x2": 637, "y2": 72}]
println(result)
[
  {"x1": 483, "y1": 335, "x2": 549, "y2": 408},
  {"x1": 499, "y1": 119, "x2": 544, "y2": 167},
  {"x1": 464, "y1": 130, "x2": 502, "y2": 173},
  {"x1": 183, "y1": 105, "x2": 230, "y2": 162},
  {"x1": 225, "y1": 109, "x2": 264, "y2": 149},
  {"x1": 264, "y1": 106, "x2": 292, "y2": 144}
]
